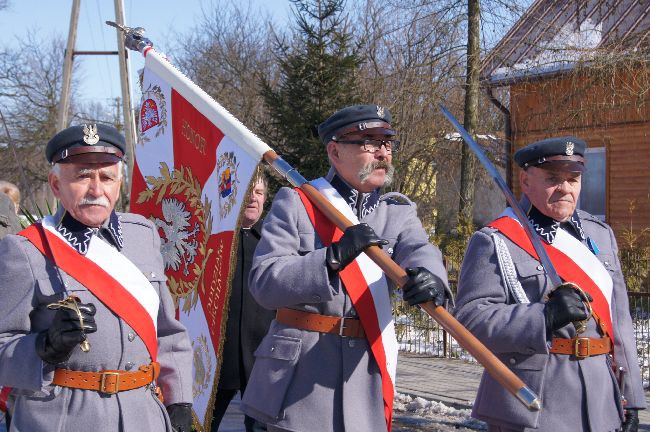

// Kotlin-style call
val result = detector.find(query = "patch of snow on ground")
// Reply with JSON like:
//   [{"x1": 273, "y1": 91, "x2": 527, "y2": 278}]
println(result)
[{"x1": 394, "y1": 393, "x2": 486, "y2": 429}]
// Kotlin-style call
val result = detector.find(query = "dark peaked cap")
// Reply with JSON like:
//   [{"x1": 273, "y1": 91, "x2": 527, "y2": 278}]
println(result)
[
  {"x1": 318, "y1": 104, "x2": 395, "y2": 144},
  {"x1": 46, "y1": 124, "x2": 127, "y2": 164},
  {"x1": 514, "y1": 136, "x2": 586, "y2": 172}
]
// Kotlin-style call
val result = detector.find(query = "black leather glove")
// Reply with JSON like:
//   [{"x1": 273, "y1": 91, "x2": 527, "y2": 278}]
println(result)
[
  {"x1": 544, "y1": 284, "x2": 592, "y2": 333},
  {"x1": 36, "y1": 302, "x2": 97, "y2": 364},
  {"x1": 326, "y1": 223, "x2": 388, "y2": 272},
  {"x1": 402, "y1": 267, "x2": 448, "y2": 306},
  {"x1": 167, "y1": 403, "x2": 193, "y2": 432}
]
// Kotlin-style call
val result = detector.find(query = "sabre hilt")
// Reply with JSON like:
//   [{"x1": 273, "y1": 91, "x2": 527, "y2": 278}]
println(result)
[
  {"x1": 47, "y1": 296, "x2": 91, "y2": 352},
  {"x1": 545, "y1": 282, "x2": 593, "y2": 334},
  {"x1": 571, "y1": 285, "x2": 592, "y2": 334}
]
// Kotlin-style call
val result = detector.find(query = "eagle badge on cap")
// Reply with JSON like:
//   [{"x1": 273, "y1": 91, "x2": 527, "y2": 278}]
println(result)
[
  {"x1": 377, "y1": 105, "x2": 385, "y2": 118},
  {"x1": 565, "y1": 141, "x2": 574, "y2": 156},
  {"x1": 83, "y1": 124, "x2": 100, "y2": 145}
]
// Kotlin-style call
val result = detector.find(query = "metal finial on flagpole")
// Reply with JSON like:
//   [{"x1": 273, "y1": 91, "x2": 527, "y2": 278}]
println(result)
[{"x1": 106, "y1": 21, "x2": 153, "y2": 52}]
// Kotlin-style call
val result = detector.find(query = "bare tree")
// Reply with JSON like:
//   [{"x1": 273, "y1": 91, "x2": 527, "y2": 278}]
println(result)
[
  {"x1": 173, "y1": 0, "x2": 275, "y2": 132},
  {"x1": 168, "y1": 0, "x2": 527, "y2": 235},
  {"x1": 352, "y1": 0, "x2": 466, "y2": 228},
  {"x1": 0, "y1": 35, "x2": 80, "y2": 211}
]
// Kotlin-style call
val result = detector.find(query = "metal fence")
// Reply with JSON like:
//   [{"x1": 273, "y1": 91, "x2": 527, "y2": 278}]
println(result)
[
  {"x1": 394, "y1": 290, "x2": 650, "y2": 386},
  {"x1": 630, "y1": 292, "x2": 650, "y2": 387}
]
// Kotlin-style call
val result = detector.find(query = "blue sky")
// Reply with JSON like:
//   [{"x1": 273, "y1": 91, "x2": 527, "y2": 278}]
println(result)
[{"x1": 1, "y1": 0, "x2": 291, "y2": 114}]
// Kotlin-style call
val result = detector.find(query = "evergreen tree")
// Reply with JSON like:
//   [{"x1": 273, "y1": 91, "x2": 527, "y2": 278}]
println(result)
[{"x1": 261, "y1": 0, "x2": 362, "y2": 181}]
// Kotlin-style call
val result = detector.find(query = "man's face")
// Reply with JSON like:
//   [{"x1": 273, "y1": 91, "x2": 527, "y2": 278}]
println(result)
[
  {"x1": 242, "y1": 178, "x2": 266, "y2": 228},
  {"x1": 520, "y1": 166, "x2": 582, "y2": 222},
  {"x1": 49, "y1": 161, "x2": 122, "y2": 227},
  {"x1": 327, "y1": 130, "x2": 394, "y2": 193}
]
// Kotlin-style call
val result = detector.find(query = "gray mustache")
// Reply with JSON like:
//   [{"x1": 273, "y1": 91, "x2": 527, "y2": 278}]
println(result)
[
  {"x1": 358, "y1": 160, "x2": 395, "y2": 185},
  {"x1": 79, "y1": 196, "x2": 110, "y2": 207}
]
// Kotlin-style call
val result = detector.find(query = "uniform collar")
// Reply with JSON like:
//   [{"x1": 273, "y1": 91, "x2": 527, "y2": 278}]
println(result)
[
  {"x1": 525, "y1": 202, "x2": 585, "y2": 244},
  {"x1": 326, "y1": 169, "x2": 380, "y2": 219},
  {"x1": 53, "y1": 207, "x2": 123, "y2": 255}
]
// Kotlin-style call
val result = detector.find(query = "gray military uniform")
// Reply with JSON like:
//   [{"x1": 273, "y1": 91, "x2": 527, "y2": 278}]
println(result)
[
  {"x1": 0, "y1": 211, "x2": 193, "y2": 432},
  {"x1": 454, "y1": 200, "x2": 646, "y2": 431},
  {"x1": 241, "y1": 175, "x2": 449, "y2": 432}
]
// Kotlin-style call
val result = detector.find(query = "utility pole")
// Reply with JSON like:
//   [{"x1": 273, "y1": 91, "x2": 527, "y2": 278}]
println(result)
[
  {"x1": 114, "y1": 0, "x2": 137, "y2": 194},
  {"x1": 56, "y1": 0, "x2": 80, "y2": 131},
  {"x1": 56, "y1": 0, "x2": 136, "y2": 147},
  {"x1": 114, "y1": 97, "x2": 122, "y2": 130}
]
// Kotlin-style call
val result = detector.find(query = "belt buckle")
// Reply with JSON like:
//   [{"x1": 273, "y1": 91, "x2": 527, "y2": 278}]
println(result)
[
  {"x1": 574, "y1": 337, "x2": 591, "y2": 359},
  {"x1": 100, "y1": 371, "x2": 121, "y2": 395},
  {"x1": 339, "y1": 317, "x2": 347, "y2": 337}
]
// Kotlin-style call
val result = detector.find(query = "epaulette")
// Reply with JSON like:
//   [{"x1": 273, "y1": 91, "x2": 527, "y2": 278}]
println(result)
[
  {"x1": 479, "y1": 225, "x2": 499, "y2": 235},
  {"x1": 379, "y1": 192, "x2": 413, "y2": 206},
  {"x1": 117, "y1": 212, "x2": 153, "y2": 229},
  {"x1": 576, "y1": 209, "x2": 609, "y2": 230}
]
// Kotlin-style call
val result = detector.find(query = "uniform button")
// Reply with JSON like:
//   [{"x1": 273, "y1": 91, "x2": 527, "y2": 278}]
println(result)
[
  {"x1": 150, "y1": 272, "x2": 156, "y2": 278},
  {"x1": 312, "y1": 295, "x2": 321, "y2": 301},
  {"x1": 348, "y1": 339, "x2": 355, "y2": 347},
  {"x1": 509, "y1": 358, "x2": 516, "y2": 365},
  {"x1": 270, "y1": 346, "x2": 275, "y2": 352},
  {"x1": 536, "y1": 265, "x2": 543, "y2": 271},
  {"x1": 128, "y1": 333, "x2": 136, "y2": 342},
  {"x1": 604, "y1": 261, "x2": 610, "y2": 267},
  {"x1": 125, "y1": 362, "x2": 134, "y2": 371},
  {"x1": 387, "y1": 248, "x2": 394, "y2": 255}
]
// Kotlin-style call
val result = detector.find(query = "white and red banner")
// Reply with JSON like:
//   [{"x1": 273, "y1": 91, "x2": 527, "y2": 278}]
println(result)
[{"x1": 130, "y1": 47, "x2": 271, "y2": 430}]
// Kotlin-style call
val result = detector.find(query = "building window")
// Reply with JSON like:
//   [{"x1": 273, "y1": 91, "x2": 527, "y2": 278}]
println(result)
[{"x1": 578, "y1": 147, "x2": 606, "y2": 221}]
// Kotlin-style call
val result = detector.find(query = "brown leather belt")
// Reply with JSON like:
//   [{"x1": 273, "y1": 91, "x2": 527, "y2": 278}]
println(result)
[
  {"x1": 276, "y1": 308, "x2": 365, "y2": 338},
  {"x1": 550, "y1": 336, "x2": 611, "y2": 359},
  {"x1": 52, "y1": 362, "x2": 160, "y2": 395}
]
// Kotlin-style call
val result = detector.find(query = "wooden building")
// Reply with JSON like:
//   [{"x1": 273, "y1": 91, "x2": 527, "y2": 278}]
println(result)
[{"x1": 480, "y1": 0, "x2": 650, "y2": 240}]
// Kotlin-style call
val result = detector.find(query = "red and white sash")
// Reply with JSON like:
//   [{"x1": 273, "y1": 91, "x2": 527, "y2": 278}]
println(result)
[
  {"x1": 19, "y1": 217, "x2": 160, "y2": 361},
  {"x1": 488, "y1": 209, "x2": 615, "y2": 342},
  {"x1": 296, "y1": 178, "x2": 397, "y2": 431}
]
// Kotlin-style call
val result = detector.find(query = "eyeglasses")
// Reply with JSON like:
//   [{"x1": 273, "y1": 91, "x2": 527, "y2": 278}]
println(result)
[{"x1": 333, "y1": 139, "x2": 400, "y2": 154}]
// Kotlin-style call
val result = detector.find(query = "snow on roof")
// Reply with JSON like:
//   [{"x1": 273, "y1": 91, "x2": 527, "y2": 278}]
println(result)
[
  {"x1": 481, "y1": 0, "x2": 650, "y2": 86},
  {"x1": 443, "y1": 132, "x2": 498, "y2": 141}
]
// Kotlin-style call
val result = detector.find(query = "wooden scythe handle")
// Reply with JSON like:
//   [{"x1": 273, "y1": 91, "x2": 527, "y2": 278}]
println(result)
[
  {"x1": 298, "y1": 182, "x2": 541, "y2": 410},
  {"x1": 261, "y1": 151, "x2": 540, "y2": 410}
]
